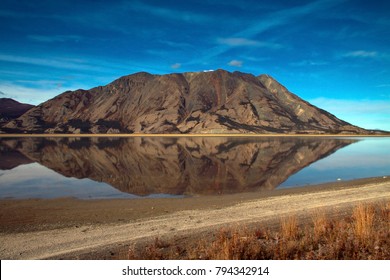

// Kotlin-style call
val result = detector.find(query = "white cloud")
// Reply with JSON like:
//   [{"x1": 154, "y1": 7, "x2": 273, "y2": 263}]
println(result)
[
  {"x1": 171, "y1": 63, "x2": 181, "y2": 69},
  {"x1": 344, "y1": 50, "x2": 377, "y2": 58},
  {"x1": 228, "y1": 60, "x2": 243, "y2": 67}
]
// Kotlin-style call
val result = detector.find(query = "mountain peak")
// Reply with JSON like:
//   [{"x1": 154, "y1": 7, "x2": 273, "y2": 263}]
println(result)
[{"x1": 3, "y1": 70, "x2": 370, "y2": 134}]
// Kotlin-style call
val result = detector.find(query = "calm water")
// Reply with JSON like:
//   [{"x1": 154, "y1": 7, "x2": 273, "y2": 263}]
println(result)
[{"x1": 0, "y1": 136, "x2": 389, "y2": 199}]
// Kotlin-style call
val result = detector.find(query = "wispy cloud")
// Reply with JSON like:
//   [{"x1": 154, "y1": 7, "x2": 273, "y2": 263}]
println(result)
[
  {"x1": 195, "y1": 0, "x2": 346, "y2": 63},
  {"x1": 159, "y1": 40, "x2": 194, "y2": 49},
  {"x1": 127, "y1": 1, "x2": 211, "y2": 23},
  {"x1": 27, "y1": 35, "x2": 82, "y2": 43},
  {"x1": 171, "y1": 63, "x2": 181, "y2": 69},
  {"x1": 0, "y1": 53, "x2": 150, "y2": 74},
  {"x1": 217, "y1": 37, "x2": 282, "y2": 49},
  {"x1": 344, "y1": 50, "x2": 378, "y2": 58},
  {"x1": 0, "y1": 54, "x2": 101, "y2": 72},
  {"x1": 232, "y1": 0, "x2": 346, "y2": 41},
  {"x1": 376, "y1": 84, "x2": 390, "y2": 88},
  {"x1": 228, "y1": 60, "x2": 243, "y2": 67},
  {"x1": 290, "y1": 60, "x2": 329, "y2": 67}
]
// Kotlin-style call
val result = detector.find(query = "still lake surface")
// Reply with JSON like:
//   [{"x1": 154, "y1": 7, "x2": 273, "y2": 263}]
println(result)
[{"x1": 0, "y1": 136, "x2": 389, "y2": 199}]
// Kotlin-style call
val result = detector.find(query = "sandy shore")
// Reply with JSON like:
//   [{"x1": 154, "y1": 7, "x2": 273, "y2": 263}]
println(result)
[{"x1": 0, "y1": 176, "x2": 389, "y2": 259}]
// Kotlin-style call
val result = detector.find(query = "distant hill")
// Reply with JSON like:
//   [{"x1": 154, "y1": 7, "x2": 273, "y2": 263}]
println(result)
[
  {"x1": 0, "y1": 98, "x2": 34, "y2": 128},
  {"x1": 3, "y1": 70, "x2": 374, "y2": 134}
]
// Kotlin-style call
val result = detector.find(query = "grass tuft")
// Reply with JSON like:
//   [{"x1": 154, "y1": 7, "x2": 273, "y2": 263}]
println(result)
[
  {"x1": 353, "y1": 203, "x2": 375, "y2": 241},
  {"x1": 280, "y1": 215, "x2": 298, "y2": 240}
]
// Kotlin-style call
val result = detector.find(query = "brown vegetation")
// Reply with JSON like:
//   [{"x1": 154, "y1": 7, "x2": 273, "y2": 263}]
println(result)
[{"x1": 126, "y1": 202, "x2": 389, "y2": 260}]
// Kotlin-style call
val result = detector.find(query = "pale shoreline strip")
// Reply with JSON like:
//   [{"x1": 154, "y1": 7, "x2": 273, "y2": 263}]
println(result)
[{"x1": 1, "y1": 133, "x2": 389, "y2": 138}]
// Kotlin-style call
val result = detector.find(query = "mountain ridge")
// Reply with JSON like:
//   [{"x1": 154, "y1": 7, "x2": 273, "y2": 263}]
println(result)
[
  {"x1": 0, "y1": 98, "x2": 35, "y2": 127},
  {"x1": 1, "y1": 70, "x2": 383, "y2": 134}
]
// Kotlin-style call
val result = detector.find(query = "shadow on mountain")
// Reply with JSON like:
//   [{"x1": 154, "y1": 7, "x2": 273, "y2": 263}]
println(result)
[{"x1": 0, "y1": 137, "x2": 357, "y2": 196}]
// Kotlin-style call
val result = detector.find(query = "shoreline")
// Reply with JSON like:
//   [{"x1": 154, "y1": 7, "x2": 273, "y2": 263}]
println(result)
[
  {"x1": 1, "y1": 133, "x2": 390, "y2": 138},
  {"x1": 0, "y1": 176, "x2": 389, "y2": 259}
]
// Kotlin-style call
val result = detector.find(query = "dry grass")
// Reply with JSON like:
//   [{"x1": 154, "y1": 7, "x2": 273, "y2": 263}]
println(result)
[
  {"x1": 280, "y1": 215, "x2": 299, "y2": 240},
  {"x1": 312, "y1": 210, "x2": 328, "y2": 241},
  {"x1": 353, "y1": 203, "x2": 375, "y2": 241},
  {"x1": 126, "y1": 202, "x2": 390, "y2": 260}
]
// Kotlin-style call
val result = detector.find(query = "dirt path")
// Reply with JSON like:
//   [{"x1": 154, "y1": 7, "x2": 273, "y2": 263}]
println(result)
[{"x1": 0, "y1": 180, "x2": 389, "y2": 260}]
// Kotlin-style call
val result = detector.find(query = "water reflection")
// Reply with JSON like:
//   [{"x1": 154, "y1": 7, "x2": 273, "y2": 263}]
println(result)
[
  {"x1": 0, "y1": 137, "x2": 356, "y2": 197},
  {"x1": 280, "y1": 137, "x2": 390, "y2": 187}
]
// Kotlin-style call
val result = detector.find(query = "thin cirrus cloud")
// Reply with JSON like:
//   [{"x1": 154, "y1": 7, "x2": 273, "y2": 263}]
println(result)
[
  {"x1": 217, "y1": 37, "x2": 282, "y2": 49},
  {"x1": 0, "y1": 53, "x2": 151, "y2": 74},
  {"x1": 344, "y1": 50, "x2": 378, "y2": 58},
  {"x1": 126, "y1": 1, "x2": 212, "y2": 23},
  {"x1": 0, "y1": 54, "x2": 101, "y2": 72},
  {"x1": 194, "y1": 0, "x2": 345, "y2": 63},
  {"x1": 290, "y1": 60, "x2": 329, "y2": 67},
  {"x1": 27, "y1": 35, "x2": 83, "y2": 43},
  {"x1": 234, "y1": 0, "x2": 345, "y2": 40}
]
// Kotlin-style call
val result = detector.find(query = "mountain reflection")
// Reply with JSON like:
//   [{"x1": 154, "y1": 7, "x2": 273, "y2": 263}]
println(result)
[{"x1": 0, "y1": 137, "x2": 356, "y2": 196}]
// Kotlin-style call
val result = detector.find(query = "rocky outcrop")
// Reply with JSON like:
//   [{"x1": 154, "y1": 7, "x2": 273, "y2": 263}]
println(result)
[
  {"x1": 4, "y1": 70, "x2": 369, "y2": 134},
  {"x1": 1, "y1": 137, "x2": 356, "y2": 196}
]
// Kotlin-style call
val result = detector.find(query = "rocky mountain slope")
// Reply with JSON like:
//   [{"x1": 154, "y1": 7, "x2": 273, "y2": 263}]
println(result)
[
  {"x1": 0, "y1": 98, "x2": 34, "y2": 128},
  {"x1": 4, "y1": 70, "x2": 368, "y2": 134}
]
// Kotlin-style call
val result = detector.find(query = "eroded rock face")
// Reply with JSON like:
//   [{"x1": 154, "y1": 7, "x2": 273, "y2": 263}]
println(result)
[
  {"x1": 1, "y1": 137, "x2": 355, "y2": 196},
  {"x1": 5, "y1": 70, "x2": 367, "y2": 134}
]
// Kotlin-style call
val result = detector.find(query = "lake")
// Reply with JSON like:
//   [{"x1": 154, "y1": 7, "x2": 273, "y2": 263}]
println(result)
[{"x1": 0, "y1": 136, "x2": 389, "y2": 199}]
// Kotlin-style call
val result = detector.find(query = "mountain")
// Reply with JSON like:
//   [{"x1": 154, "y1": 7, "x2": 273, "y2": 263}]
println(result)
[
  {"x1": 4, "y1": 70, "x2": 369, "y2": 134},
  {"x1": 0, "y1": 137, "x2": 355, "y2": 196},
  {"x1": 0, "y1": 98, "x2": 34, "y2": 128}
]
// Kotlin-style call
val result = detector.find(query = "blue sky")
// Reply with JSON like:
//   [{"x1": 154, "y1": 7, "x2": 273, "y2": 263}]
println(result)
[{"x1": 0, "y1": 0, "x2": 389, "y2": 130}]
